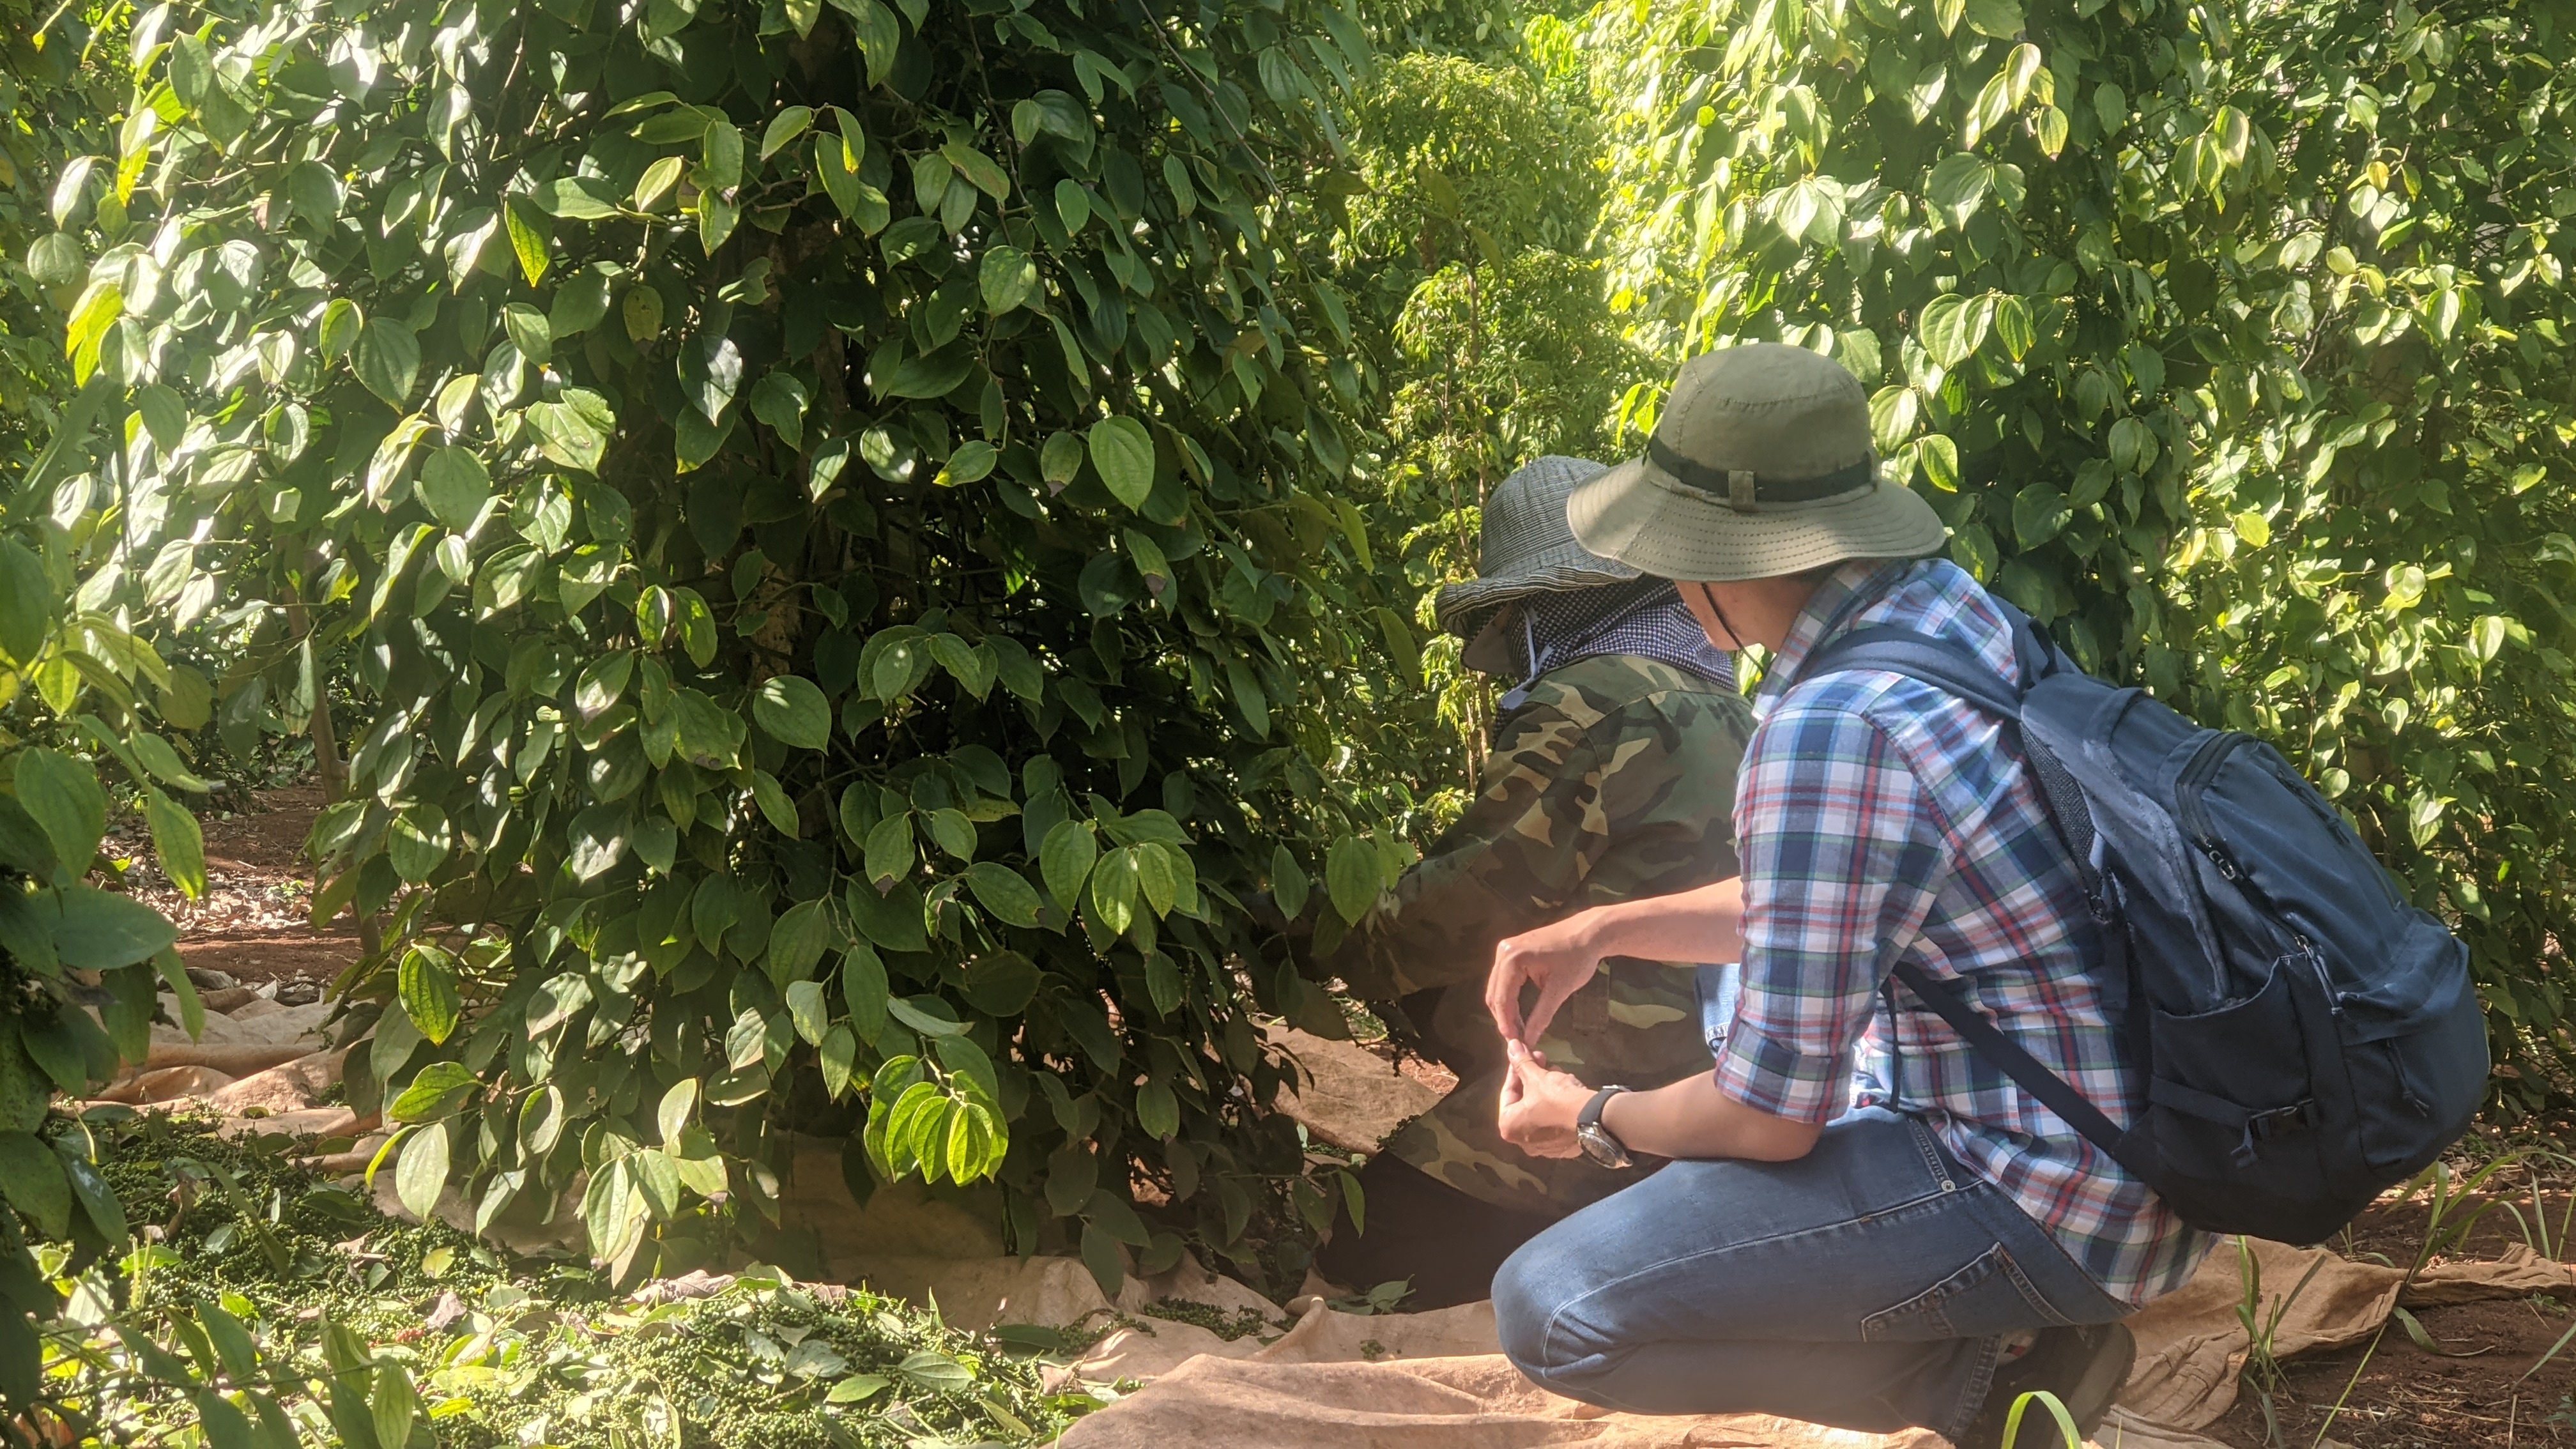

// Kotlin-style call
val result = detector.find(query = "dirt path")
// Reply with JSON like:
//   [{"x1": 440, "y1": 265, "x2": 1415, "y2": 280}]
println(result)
[{"x1": 121, "y1": 785, "x2": 357, "y2": 1003}]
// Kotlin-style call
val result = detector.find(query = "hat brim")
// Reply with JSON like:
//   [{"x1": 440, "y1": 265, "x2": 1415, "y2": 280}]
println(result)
[
  {"x1": 1432, "y1": 562, "x2": 1639, "y2": 636},
  {"x1": 1566, "y1": 454, "x2": 1949, "y2": 583}
]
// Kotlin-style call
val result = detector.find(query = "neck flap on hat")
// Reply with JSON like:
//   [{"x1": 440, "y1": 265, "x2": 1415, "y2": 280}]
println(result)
[{"x1": 1498, "y1": 578, "x2": 1738, "y2": 710}]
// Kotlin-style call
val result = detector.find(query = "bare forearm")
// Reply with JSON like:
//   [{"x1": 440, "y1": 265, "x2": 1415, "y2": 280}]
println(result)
[
  {"x1": 1560, "y1": 878, "x2": 1746, "y2": 967},
  {"x1": 1598, "y1": 1073, "x2": 1820, "y2": 1162}
]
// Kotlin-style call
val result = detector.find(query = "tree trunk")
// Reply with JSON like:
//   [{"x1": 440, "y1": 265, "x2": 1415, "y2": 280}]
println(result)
[{"x1": 285, "y1": 594, "x2": 379, "y2": 959}]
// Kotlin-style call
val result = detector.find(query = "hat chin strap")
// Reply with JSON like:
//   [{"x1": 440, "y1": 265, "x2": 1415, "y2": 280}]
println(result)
[
  {"x1": 1692, "y1": 582, "x2": 1772, "y2": 689},
  {"x1": 1692, "y1": 581, "x2": 1756, "y2": 660}
]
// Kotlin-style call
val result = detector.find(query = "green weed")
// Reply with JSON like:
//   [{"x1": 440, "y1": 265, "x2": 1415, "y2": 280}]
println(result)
[
  {"x1": 2233, "y1": 1236, "x2": 2330, "y2": 1447},
  {"x1": 2398, "y1": 1152, "x2": 2530, "y2": 1269},
  {"x1": 2496, "y1": 1150, "x2": 2576, "y2": 1262},
  {"x1": 1996, "y1": 1388, "x2": 2084, "y2": 1447},
  {"x1": 2305, "y1": 1153, "x2": 2534, "y2": 1448}
]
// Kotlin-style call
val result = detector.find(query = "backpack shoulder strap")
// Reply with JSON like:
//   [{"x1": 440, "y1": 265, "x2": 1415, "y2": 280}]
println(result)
[
  {"x1": 1802, "y1": 596, "x2": 2065, "y2": 709},
  {"x1": 1803, "y1": 627, "x2": 2026, "y2": 719},
  {"x1": 1802, "y1": 618, "x2": 2104, "y2": 904},
  {"x1": 1889, "y1": 960, "x2": 2133, "y2": 1162},
  {"x1": 1802, "y1": 612, "x2": 2136, "y2": 1165}
]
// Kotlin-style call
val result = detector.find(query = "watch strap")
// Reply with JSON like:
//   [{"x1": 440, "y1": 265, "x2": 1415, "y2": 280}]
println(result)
[{"x1": 1578, "y1": 1084, "x2": 1631, "y2": 1133}]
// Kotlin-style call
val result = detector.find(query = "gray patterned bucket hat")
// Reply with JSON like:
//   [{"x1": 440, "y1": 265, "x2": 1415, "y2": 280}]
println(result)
[
  {"x1": 1567, "y1": 342, "x2": 1947, "y2": 582},
  {"x1": 1431, "y1": 456, "x2": 1634, "y2": 638}
]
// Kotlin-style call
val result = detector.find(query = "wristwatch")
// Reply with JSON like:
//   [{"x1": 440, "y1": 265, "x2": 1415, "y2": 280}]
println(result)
[{"x1": 1575, "y1": 1085, "x2": 1634, "y2": 1170}]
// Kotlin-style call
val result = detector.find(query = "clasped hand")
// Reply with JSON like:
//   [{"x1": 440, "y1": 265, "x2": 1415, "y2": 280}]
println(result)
[
  {"x1": 1480, "y1": 883, "x2": 1814, "y2": 1167},
  {"x1": 1496, "y1": 1039, "x2": 1591, "y2": 1158},
  {"x1": 1485, "y1": 914, "x2": 1605, "y2": 1157}
]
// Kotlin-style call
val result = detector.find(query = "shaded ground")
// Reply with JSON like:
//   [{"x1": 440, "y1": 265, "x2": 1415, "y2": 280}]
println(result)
[
  {"x1": 121, "y1": 784, "x2": 356, "y2": 1001},
  {"x1": 1343, "y1": 999, "x2": 1460, "y2": 1098}
]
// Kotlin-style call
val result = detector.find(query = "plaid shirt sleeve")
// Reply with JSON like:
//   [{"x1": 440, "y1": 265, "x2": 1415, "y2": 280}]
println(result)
[{"x1": 1713, "y1": 696, "x2": 1953, "y2": 1124}]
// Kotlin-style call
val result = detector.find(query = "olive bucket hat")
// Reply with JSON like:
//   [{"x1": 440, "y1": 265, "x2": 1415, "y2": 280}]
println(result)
[
  {"x1": 1567, "y1": 342, "x2": 1949, "y2": 582},
  {"x1": 1431, "y1": 455, "x2": 1634, "y2": 646}
]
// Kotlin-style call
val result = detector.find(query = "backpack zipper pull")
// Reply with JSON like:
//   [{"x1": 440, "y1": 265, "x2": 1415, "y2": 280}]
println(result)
[
  {"x1": 2297, "y1": 935, "x2": 2342, "y2": 1014},
  {"x1": 2200, "y1": 840, "x2": 2241, "y2": 881}
]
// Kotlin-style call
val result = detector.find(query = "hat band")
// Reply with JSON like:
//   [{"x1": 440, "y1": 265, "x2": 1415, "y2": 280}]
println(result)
[{"x1": 1648, "y1": 436, "x2": 1875, "y2": 512}]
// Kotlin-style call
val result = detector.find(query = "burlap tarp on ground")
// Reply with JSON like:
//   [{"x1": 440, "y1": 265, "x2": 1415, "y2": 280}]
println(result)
[{"x1": 952, "y1": 1237, "x2": 2575, "y2": 1449}]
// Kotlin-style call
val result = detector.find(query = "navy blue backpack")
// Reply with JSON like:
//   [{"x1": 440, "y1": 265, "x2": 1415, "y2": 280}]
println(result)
[{"x1": 1805, "y1": 603, "x2": 2488, "y2": 1246}]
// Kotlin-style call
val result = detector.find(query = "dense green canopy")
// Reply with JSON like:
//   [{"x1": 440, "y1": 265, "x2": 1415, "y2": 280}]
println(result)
[{"x1": 26, "y1": 0, "x2": 1454, "y2": 1298}]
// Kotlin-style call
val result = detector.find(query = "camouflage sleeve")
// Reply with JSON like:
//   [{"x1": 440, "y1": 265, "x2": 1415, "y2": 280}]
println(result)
[{"x1": 1324, "y1": 703, "x2": 1607, "y2": 1001}]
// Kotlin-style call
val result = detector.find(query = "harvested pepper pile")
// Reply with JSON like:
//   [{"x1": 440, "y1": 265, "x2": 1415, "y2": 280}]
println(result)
[{"x1": 69, "y1": 1110, "x2": 1100, "y2": 1447}]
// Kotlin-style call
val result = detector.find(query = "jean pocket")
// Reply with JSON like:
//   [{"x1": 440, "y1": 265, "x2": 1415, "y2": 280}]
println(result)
[{"x1": 1859, "y1": 1244, "x2": 2069, "y2": 1342}]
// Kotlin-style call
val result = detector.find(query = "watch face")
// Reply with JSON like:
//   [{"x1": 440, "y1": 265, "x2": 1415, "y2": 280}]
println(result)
[{"x1": 1577, "y1": 1122, "x2": 1628, "y2": 1169}]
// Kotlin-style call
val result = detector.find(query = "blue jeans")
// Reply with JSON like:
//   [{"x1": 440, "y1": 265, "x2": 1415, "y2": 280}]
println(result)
[{"x1": 1491, "y1": 1108, "x2": 2131, "y2": 1439}]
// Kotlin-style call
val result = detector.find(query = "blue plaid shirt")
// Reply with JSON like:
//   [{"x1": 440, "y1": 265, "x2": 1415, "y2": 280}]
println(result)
[{"x1": 1712, "y1": 558, "x2": 2212, "y2": 1305}]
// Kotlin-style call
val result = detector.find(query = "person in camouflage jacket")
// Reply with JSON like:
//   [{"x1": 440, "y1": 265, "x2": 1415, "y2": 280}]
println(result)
[{"x1": 1312, "y1": 456, "x2": 1756, "y2": 1308}]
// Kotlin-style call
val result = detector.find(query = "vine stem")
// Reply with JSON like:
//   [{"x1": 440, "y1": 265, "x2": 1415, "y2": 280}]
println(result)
[{"x1": 284, "y1": 584, "x2": 380, "y2": 960}]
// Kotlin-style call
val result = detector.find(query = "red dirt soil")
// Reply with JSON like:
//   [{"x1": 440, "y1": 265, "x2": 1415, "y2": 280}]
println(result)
[
  {"x1": 2186, "y1": 1184, "x2": 2576, "y2": 1448},
  {"x1": 118, "y1": 785, "x2": 358, "y2": 996},
  {"x1": 2208, "y1": 1288, "x2": 2576, "y2": 1447}
]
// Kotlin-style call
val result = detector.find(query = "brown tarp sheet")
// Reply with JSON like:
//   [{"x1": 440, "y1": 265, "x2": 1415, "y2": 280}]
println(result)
[{"x1": 1040, "y1": 1238, "x2": 2576, "y2": 1448}]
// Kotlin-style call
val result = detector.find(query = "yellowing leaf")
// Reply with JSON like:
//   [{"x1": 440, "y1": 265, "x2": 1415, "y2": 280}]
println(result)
[
  {"x1": 632, "y1": 155, "x2": 686, "y2": 214},
  {"x1": 398, "y1": 944, "x2": 464, "y2": 1045},
  {"x1": 942, "y1": 141, "x2": 1011, "y2": 200},
  {"x1": 2035, "y1": 104, "x2": 2069, "y2": 158},
  {"x1": 145, "y1": 790, "x2": 204, "y2": 900},
  {"x1": 504, "y1": 195, "x2": 553, "y2": 285},
  {"x1": 618, "y1": 283, "x2": 665, "y2": 344}
]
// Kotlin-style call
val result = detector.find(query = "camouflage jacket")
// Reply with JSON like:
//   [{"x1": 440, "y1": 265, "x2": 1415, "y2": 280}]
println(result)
[{"x1": 1325, "y1": 653, "x2": 1757, "y2": 1216}]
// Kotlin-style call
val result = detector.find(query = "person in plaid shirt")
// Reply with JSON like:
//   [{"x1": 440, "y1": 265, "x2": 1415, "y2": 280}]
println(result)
[{"x1": 1481, "y1": 344, "x2": 2212, "y2": 1449}]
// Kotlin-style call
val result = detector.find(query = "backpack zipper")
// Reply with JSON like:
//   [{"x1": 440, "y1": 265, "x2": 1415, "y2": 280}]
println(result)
[
  {"x1": 2174, "y1": 730, "x2": 2251, "y2": 879},
  {"x1": 2181, "y1": 733, "x2": 2348, "y2": 1015}
]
